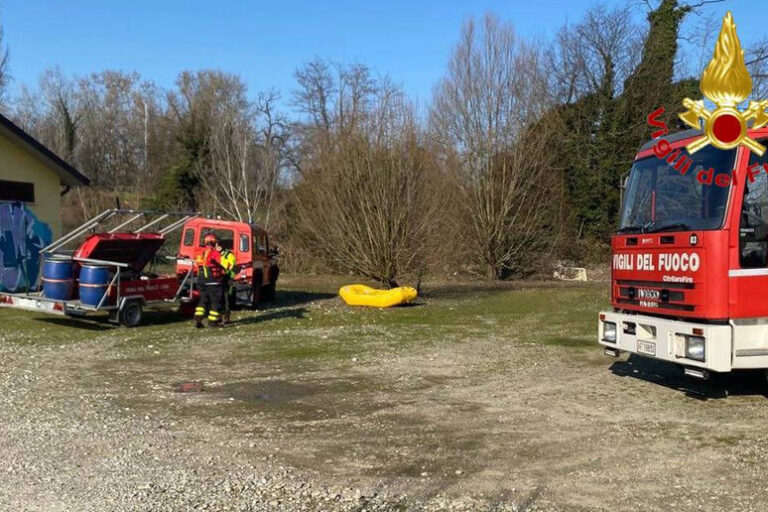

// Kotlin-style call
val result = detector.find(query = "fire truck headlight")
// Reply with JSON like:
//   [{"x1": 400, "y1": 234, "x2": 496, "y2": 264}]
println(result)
[
  {"x1": 685, "y1": 335, "x2": 705, "y2": 361},
  {"x1": 603, "y1": 321, "x2": 617, "y2": 343}
]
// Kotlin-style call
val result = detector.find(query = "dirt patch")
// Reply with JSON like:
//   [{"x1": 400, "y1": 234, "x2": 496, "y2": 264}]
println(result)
[{"x1": 214, "y1": 380, "x2": 317, "y2": 402}]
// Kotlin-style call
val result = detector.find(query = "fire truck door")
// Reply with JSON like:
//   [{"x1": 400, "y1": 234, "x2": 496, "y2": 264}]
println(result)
[{"x1": 733, "y1": 147, "x2": 768, "y2": 317}]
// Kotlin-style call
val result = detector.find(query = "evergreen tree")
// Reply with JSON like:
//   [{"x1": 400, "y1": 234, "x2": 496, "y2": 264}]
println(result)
[{"x1": 553, "y1": 0, "x2": 700, "y2": 246}]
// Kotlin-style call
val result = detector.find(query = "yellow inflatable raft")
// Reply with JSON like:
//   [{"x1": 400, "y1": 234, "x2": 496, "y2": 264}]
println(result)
[{"x1": 339, "y1": 284, "x2": 418, "y2": 308}]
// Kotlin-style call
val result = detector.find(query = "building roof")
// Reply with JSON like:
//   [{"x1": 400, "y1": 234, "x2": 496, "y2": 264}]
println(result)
[{"x1": 0, "y1": 112, "x2": 90, "y2": 186}]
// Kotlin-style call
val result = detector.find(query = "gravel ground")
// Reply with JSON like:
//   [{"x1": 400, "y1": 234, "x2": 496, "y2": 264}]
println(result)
[
  {"x1": 3, "y1": 279, "x2": 768, "y2": 511},
  {"x1": 0, "y1": 337, "x2": 520, "y2": 512}
]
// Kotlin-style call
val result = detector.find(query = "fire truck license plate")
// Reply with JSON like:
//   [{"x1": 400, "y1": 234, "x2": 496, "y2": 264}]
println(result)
[{"x1": 637, "y1": 340, "x2": 656, "y2": 356}]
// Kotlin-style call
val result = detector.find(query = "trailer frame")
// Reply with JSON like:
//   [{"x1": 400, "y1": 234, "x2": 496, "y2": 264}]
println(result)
[{"x1": 0, "y1": 209, "x2": 200, "y2": 327}]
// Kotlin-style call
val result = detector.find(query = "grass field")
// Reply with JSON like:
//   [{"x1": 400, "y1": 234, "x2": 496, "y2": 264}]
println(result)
[{"x1": 3, "y1": 276, "x2": 768, "y2": 511}]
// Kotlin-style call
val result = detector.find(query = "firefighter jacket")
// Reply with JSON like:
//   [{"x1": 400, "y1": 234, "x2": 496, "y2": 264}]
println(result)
[
  {"x1": 196, "y1": 248, "x2": 223, "y2": 282},
  {"x1": 220, "y1": 249, "x2": 236, "y2": 279}
]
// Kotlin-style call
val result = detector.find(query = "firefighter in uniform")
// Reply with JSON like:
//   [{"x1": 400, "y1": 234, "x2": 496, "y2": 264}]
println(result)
[
  {"x1": 216, "y1": 240, "x2": 237, "y2": 324},
  {"x1": 194, "y1": 234, "x2": 224, "y2": 328}
]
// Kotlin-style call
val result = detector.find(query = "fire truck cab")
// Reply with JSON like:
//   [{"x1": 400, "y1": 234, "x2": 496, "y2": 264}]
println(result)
[
  {"x1": 176, "y1": 218, "x2": 279, "y2": 307},
  {"x1": 599, "y1": 128, "x2": 768, "y2": 378}
]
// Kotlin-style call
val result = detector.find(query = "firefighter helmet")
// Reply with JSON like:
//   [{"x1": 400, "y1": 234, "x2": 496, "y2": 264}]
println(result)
[{"x1": 203, "y1": 233, "x2": 219, "y2": 246}]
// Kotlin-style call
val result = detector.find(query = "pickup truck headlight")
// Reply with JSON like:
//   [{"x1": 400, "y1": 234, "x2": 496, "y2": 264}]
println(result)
[
  {"x1": 603, "y1": 321, "x2": 617, "y2": 343},
  {"x1": 685, "y1": 335, "x2": 705, "y2": 361}
]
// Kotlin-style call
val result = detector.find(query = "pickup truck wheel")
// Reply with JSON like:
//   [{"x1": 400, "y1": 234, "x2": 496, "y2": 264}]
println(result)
[
  {"x1": 259, "y1": 266, "x2": 278, "y2": 302},
  {"x1": 120, "y1": 301, "x2": 144, "y2": 327},
  {"x1": 228, "y1": 287, "x2": 238, "y2": 311},
  {"x1": 250, "y1": 269, "x2": 264, "y2": 309},
  {"x1": 262, "y1": 281, "x2": 276, "y2": 302}
]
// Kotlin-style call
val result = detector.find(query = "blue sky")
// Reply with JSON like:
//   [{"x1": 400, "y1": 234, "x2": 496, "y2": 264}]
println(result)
[{"x1": 2, "y1": 1, "x2": 764, "y2": 114}]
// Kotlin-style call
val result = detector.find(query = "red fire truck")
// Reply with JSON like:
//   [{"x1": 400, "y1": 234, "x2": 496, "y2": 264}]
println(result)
[{"x1": 599, "y1": 128, "x2": 768, "y2": 379}]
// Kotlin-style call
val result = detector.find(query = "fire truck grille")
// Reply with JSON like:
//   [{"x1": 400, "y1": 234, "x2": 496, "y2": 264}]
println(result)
[
  {"x1": 617, "y1": 287, "x2": 685, "y2": 301},
  {"x1": 615, "y1": 279, "x2": 696, "y2": 312}
]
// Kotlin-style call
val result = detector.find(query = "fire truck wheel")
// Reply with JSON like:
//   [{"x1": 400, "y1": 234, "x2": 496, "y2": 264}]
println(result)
[{"x1": 120, "y1": 301, "x2": 144, "y2": 327}]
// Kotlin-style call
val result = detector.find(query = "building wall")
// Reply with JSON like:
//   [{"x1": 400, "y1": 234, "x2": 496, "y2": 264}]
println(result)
[
  {"x1": 0, "y1": 135, "x2": 61, "y2": 292},
  {"x1": 0, "y1": 134, "x2": 62, "y2": 238}
]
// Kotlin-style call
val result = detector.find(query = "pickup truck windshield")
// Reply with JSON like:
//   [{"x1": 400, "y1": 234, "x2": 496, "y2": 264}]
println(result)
[{"x1": 618, "y1": 145, "x2": 736, "y2": 233}]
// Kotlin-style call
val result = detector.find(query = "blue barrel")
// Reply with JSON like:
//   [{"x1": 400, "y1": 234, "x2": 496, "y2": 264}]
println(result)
[
  {"x1": 79, "y1": 265, "x2": 111, "y2": 306},
  {"x1": 42, "y1": 258, "x2": 74, "y2": 300}
]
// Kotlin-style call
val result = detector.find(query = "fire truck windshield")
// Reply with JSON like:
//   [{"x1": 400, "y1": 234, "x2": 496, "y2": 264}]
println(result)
[{"x1": 618, "y1": 145, "x2": 736, "y2": 233}]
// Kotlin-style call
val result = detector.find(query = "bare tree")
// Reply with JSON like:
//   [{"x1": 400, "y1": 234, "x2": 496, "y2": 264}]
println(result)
[
  {"x1": 290, "y1": 59, "x2": 388, "y2": 177},
  {"x1": 0, "y1": 22, "x2": 10, "y2": 107},
  {"x1": 254, "y1": 91, "x2": 290, "y2": 229},
  {"x1": 10, "y1": 85, "x2": 44, "y2": 133},
  {"x1": 290, "y1": 67, "x2": 435, "y2": 286},
  {"x1": 196, "y1": 90, "x2": 289, "y2": 224},
  {"x1": 547, "y1": 4, "x2": 642, "y2": 104},
  {"x1": 36, "y1": 69, "x2": 80, "y2": 163},
  {"x1": 677, "y1": 11, "x2": 719, "y2": 78},
  {"x1": 291, "y1": 128, "x2": 434, "y2": 286},
  {"x1": 746, "y1": 38, "x2": 768, "y2": 100},
  {"x1": 167, "y1": 70, "x2": 249, "y2": 156},
  {"x1": 73, "y1": 71, "x2": 156, "y2": 190},
  {"x1": 430, "y1": 14, "x2": 565, "y2": 279},
  {"x1": 292, "y1": 59, "x2": 335, "y2": 131}
]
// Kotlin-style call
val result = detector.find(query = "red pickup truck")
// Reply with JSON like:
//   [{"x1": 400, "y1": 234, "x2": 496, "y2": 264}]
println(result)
[{"x1": 176, "y1": 218, "x2": 280, "y2": 308}]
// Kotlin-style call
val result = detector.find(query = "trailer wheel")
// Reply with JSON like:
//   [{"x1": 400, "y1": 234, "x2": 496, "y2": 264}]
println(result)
[{"x1": 120, "y1": 301, "x2": 144, "y2": 327}]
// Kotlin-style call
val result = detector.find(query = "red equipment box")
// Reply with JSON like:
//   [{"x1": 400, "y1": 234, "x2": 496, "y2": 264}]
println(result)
[{"x1": 74, "y1": 233, "x2": 165, "y2": 272}]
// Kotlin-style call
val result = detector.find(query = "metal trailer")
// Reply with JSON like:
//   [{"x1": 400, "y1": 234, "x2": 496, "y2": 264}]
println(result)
[{"x1": 0, "y1": 209, "x2": 199, "y2": 327}]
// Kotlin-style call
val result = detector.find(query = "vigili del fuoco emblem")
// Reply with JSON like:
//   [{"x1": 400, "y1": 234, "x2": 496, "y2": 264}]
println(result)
[{"x1": 679, "y1": 11, "x2": 768, "y2": 156}]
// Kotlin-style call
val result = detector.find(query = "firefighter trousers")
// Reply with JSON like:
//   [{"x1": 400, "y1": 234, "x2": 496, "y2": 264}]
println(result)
[{"x1": 196, "y1": 281, "x2": 222, "y2": 323}]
